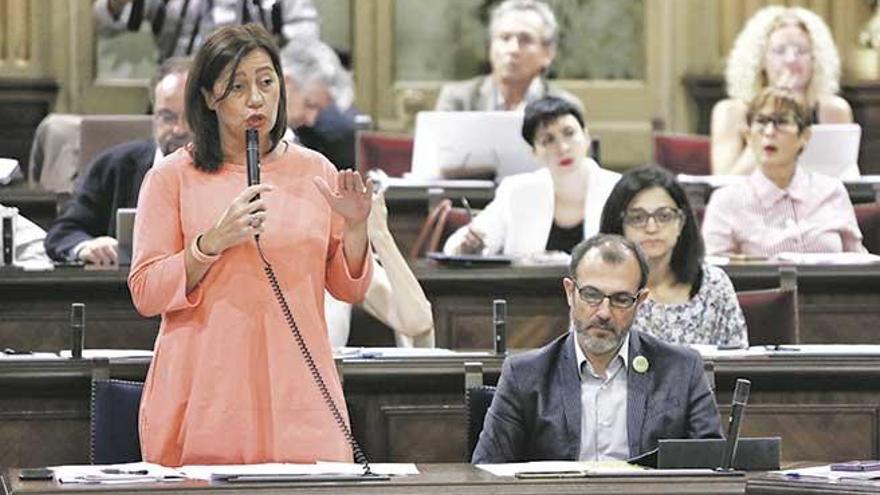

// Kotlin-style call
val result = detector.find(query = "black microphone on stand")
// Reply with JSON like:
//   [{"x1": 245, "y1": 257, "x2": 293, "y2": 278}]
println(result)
[
  {"x1": 69, "y1": 303, "x2": 85, "y2": 359},
  {"x1": 246, "y1": 129, "x2": 261, "y2": 240},
  {"x1": 493, "y1": 299, "x2": 507, "y2": 356},
  {"x1": 719, "y1": 378, "x2": 751, "y2": 470}
]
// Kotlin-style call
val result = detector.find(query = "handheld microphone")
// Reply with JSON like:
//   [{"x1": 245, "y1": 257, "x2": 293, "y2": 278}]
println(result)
[
  {"x1": 719, "y1": 378, "x2": 751, "y2": 470},
  {"x1": 246, "y1": 129, "x2": 261, "y2": 241},
  {"x1": 69, "y1": 303, "x2": 85, "y2": 359},
  {"x1": 246, "y1": 129, "x2": 261, "y2": 193},
  {"x1": 493, "y1": 299, "x2": 507, "y2": 355}
]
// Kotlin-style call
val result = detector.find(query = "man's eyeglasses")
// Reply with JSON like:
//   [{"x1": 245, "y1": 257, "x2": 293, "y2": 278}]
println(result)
[
  {"x1": 570, "y1": 280, "x2": 642, "y2": 309},
  {"x1": 621, "y1": 207, "x2": 683, "y2": 229},
  {"x1": 750, "y1": 114, "x2": 800, "y2": 133}
]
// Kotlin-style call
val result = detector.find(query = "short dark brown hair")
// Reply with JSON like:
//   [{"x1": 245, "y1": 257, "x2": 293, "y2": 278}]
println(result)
[
  {"x1": 746, "y1": 87, "x2": 812, "y2": 133},
  {"x1": 185, "y1": 23, "x2": 287, "y2": 172},
  {"x1": 569, "y1": 234, "x2": 650, "y2": 290}
]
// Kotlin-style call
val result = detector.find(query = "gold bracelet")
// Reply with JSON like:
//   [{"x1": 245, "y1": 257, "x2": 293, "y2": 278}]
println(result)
[{"x1": 191, "y1": 234, "x2": 220, "y2": 264}]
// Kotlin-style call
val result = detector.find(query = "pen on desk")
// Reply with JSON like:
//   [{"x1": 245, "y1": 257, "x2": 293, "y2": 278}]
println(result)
[
  {"x1": 461, "y1": 197, "x2": 475, "y2": 221},
  {"x1": 100, "y1": 469, "x2": 149, "y2": 475}
]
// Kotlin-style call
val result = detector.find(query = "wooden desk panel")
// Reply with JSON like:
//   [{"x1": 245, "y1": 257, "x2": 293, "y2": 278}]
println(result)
[
  {"x1": 748, "y1": 474, "x2": 880, "y2": 494},
  {"x1": 3, "y1": 354, "x2": 880, "y2": 470},
  {"x1": 0, "y1": 268, "x2": 158, "y2": 352},
  {"x1": 2, "y1": 263, "x2": 879, "y2": 355},
  {"x1": 415, "y1": 263, "x2": 880, "y2": 349},
  {"x1": 1, "y1": 464, "x2": 746, "y2": 495}
]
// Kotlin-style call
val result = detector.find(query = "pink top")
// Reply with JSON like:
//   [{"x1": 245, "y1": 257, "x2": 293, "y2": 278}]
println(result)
[
  {"x1": 128, "y1": 144, "x2": 372, "y2": 466},
  {"x1": 702, "y1": 167, "x2": 865, "y2": 256}
]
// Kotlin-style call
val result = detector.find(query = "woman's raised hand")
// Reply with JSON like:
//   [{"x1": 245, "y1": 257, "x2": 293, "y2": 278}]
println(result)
[
  {"x1": 199, "y1": 184, "x2": 274, "y2": 255},
  {"x1": 314, "y1": 170, "x2": 374, "y2": 226}
]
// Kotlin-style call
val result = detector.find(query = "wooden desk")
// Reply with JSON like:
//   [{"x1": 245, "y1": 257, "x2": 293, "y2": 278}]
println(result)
[
  {"x1": 4, "y1": 352, "x2": 880, "y2": 470},
  {"x1": 0, "y1": 267, "x2": 158, "y2": 353},
  {"x1": 748, "y1": 473, "x2": 880, "y2": 493},
  {"x1": 0, "y1": 183, "x2": 61, "y2": 230},
  {"x1": 414, "y1": 262, "x2": 880, "y2": 350},
  {"x1": 1, "y1": 464, "x2": 746, "y2": 495},
  {"x1": 384, "y1": 183, "x2": 493, "y2": 257},
  {"x1": 680, "y1": 178, "x2": 880, "y2": 211},
  {"x1": 2, "y1": 262, "x2": 879, "y2": 354},
  {"x1": 0, "y1": 179, "x2": 495, "y2": 256}
]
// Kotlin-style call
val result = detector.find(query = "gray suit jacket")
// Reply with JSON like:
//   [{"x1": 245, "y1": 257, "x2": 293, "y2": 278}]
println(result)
[
  {"x1": 435, "y1": 75, "x2": 585, "y2": 115},
  {"x1": 472, "y1": 330, "x2": 722, "y2": 463}
]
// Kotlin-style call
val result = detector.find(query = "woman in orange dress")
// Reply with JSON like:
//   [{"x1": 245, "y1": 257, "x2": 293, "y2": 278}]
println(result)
[{"x1": 128, "y1": 23, "x2": 373, "y2": 466}]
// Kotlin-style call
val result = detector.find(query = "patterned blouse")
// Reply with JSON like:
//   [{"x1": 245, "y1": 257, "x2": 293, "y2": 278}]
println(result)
[{"x1": 634, "y1": 264, "x2": 748, "y2": 348}]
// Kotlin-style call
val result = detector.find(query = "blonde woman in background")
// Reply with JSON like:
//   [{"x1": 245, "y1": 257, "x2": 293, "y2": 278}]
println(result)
[{"x1": 711, "y1": 6, "x2": 852, "y2": 175}]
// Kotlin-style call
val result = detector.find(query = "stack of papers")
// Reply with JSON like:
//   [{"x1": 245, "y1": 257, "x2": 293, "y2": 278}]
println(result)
[
  {"x1": 0, "y1": 158, "x2": 19, "y2": 185},
  {"x1": 58, "y1": 349, "x2": 154, "y2": 359},
  {"x1": 49, "y1": 461, "x2": 417, "y2": 484},
  {"x1": 476, "y1": 460, "x2": 642, "y2": 477},
  {"x1": 773, "y1": 464, "x2": 880, "y2": 482},
  {"x1": 335, "y1": 347, "x2": 489, "y2": 359},
  {"x1": 51, "y1": 462, "x2": 184, "y2": 484},
  {"x1": 773, "y1": 252, "x2": 880, "y2": 264},
  {"x1": 181, "y1": 462, "x2": 418, "y2": 481}
]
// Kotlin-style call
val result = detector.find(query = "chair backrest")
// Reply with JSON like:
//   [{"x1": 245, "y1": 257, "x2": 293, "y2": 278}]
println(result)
[
  {"x1": 653, "y1": 133, "x2": 711, "y2": 176},
  {"x1": 90, "y1": 379, "x2": 144, "y2": 464},
  {"x1": 735, "y1": 268, "x2": 799, "y2": 346},
  {"x1": 80, "y1": 115, "x2": 153, "y2": 172},
  {"x1": 355, "y1": 130, "x2": 414, "y2": 177},
  {"x1": 465, "y1": 385, "x2": 496, "y2": 460},
  {"x1": 408, "y1": 199, "x2": 471, "y2": 259},
  {"x1": 855, "y1": 202, "x2": 880, "y2": 254}
]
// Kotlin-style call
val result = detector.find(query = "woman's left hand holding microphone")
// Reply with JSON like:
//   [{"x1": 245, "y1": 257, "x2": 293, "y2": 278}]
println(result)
[{"x1": 198, "y1": 184, "x2": 275, "y2": 255}]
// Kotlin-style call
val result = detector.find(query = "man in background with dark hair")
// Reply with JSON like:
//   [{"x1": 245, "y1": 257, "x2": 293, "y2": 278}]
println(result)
[
  {"x1": 472, "y1": 234, "x2": 721, "y2": 463},
  {"x1": 44, "y1": 58, "x2": 192, "y2": 265}
]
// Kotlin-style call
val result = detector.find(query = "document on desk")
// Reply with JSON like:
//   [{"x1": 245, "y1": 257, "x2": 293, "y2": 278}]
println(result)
[
  {"x1": 58, "y1": 349, "x2": 154, "y2": 359},
  {"x1": 773, "y1": 252, "x2": 880, "y2": 264},
  {"x1": 773, "y1": 464, "x2": 880, "y2": 482},
  {"x1": 763, "y1": 345, "x2": 880, "y2": 356},
  {"x1": 476, "y1": 460, "x2": 643, "y2": 477},
  {"x1": 51, "y1": 462, "x2": 184, "y2": 484},
  {"x1": 180, "y1": 462, "x2": 418, "y2": 481},
  {"x1": 335, "y1": 347, "x2": 491, "y2": 359}
]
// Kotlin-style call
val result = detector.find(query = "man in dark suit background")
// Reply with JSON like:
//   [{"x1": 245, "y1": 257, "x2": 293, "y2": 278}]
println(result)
[
  {"x1": 434, "y1": 0, "x2": 583, "y2": 114},
  {"x1": 281, "y1": 40, "x2": 359, "y2": 170},
  {"x1": 43, "y1": 57, "x2": 191, "y2": 265},
  {"x1": 472, "y1": 234, "x2": 722, "y2": 463}
]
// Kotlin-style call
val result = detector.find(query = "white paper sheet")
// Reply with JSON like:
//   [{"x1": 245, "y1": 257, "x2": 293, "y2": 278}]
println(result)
[
  {"x1": 51, "y1": 462, "x2": 184, "y2": 484},
  {"x1": 476, "y1": 460, "x2": 641, "y2": 477},
  {"x1": 180, "y1": 462, "x2": 418, "y2": 481}
]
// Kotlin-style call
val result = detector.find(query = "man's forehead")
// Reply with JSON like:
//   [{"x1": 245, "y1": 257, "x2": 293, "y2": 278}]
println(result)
[
  {"x1": 574, "y1": 249, "x2": 640, "y2": 290},
  {"x1": 155, "y1": 72, "x2": 187, "y2": 98},
  {"x1": 492, "y1": 10, "x2": 545, "y2": 36}
]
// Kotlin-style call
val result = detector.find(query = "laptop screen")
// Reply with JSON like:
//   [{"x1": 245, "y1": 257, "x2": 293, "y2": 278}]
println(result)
[
  {"x1": 409, "y1": 111, "x2": 539, "y2": 182},
  {"x1": 797, "y1": 123, "x2": 861, "y2": 179},
  {"x1": 115, "y1": 208, "x2": 136, "y2": 266}
]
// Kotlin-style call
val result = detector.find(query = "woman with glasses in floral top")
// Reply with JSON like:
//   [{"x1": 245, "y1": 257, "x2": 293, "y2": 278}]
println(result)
[
  {"x1": 703, "y1": 87, "x2": 865, "y2": 257},
  {"x1": 600, "y1": 165, "x2": 747, "y2": 348}
]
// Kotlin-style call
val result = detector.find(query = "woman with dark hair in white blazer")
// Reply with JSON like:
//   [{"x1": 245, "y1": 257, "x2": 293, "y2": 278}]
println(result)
[{"x1": 443, "y1": 96, "x2": 619, "y2": 256}]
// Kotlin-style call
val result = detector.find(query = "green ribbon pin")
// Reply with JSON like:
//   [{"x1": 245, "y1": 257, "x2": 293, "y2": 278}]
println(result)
[{"x1": 633, "y1": 355, "x2": 649, "y2": 373}]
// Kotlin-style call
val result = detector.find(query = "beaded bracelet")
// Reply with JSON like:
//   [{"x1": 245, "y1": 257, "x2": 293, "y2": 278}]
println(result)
[{"x1": 191, "y1": 234, "x2": 220, "y2": 264}]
